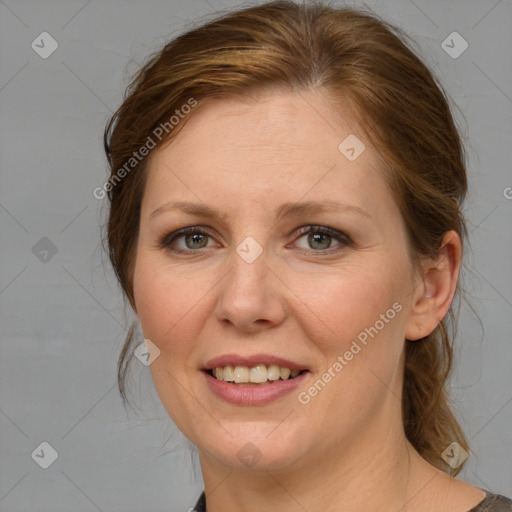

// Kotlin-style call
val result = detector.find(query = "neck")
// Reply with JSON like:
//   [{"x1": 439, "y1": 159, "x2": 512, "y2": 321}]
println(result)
[{"x1": 198, "y1": 412, "x2": 442, "y2": 512}]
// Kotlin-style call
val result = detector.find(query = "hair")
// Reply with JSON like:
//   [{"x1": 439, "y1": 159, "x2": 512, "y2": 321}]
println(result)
[{"x1": 103, "y1": 0, "x2": 470, "y2": 476}]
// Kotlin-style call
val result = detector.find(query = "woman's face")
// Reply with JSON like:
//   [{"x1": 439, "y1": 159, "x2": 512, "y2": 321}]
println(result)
[{"x1": 133, "y1": 89, "x2": 423, "y2": 471}]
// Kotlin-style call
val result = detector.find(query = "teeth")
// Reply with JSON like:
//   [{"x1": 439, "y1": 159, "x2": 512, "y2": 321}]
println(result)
[
  {"x1": 249, "y1": 365, "x2": 267, "y2": 383},
  {"x1": 267, "y1": 364, "x2": 280, "y2": 381},
  {"x1": 234, "y1": 365, "x2": 249, "y2": 383},
  {"x1": 223, "y1": 365, "x2": 234, "y2": 382},
  {"x1": 210, "y1": 364, "x2": 304, "y2": 384}
]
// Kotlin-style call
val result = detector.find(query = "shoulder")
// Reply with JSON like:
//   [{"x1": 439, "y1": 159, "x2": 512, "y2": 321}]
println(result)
[{"x1": 468, "y1": 491, "x2": 512, "y2": 512}]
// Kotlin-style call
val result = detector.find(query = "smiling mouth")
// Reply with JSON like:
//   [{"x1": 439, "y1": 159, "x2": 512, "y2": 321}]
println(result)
[{"x1": 206, "y1": 364, "x2": 308, "y2": 385}]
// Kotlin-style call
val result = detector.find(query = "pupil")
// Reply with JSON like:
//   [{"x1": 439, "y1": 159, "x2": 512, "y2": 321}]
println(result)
[
  {"x1": 186, "y1": 233, "x2": 207, "y2": 249},
  {"x1": 309, "y1": 232, "x2": 330, "y2": 250}
]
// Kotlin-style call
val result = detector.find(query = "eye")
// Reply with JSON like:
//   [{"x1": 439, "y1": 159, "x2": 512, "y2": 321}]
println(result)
[
  {"x1": 291, "y1": 225, "x2": 352, "y2": 254},
  {"x1": 159, "y1": 225, "x2": 352, "y2": 255},
  {"x1": 159, "y1": 226, "x2": 216, "y2": 254}
]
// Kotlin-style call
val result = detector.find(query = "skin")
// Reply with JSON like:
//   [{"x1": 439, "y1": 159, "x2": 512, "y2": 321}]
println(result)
[{"x1": 132, "y1": 89, "x2": 486, "y2": 512}]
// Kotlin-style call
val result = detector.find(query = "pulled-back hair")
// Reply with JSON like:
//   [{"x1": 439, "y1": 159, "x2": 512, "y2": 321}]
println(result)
[{"x1": 104, "y1": 0, "x2": 469, "y2": 475}]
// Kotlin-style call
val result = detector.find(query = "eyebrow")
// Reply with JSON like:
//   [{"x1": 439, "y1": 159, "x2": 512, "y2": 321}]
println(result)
[{"x1": 150, "y1": 200, "x2": 371, "y2": 221}]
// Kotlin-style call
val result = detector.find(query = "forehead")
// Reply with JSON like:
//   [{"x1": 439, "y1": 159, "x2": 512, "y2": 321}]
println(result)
[
  {"x1": 159, "y1": 89, "x2": 362, "y2": 162},
  {"x1": 142, "y1": 90, "x2": 390, "y2": 218}
]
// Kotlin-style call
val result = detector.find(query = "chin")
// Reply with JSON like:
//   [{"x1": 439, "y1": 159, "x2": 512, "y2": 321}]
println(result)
[{"x1": 195, "y1": 422, "x2": 311, "y2": 471}]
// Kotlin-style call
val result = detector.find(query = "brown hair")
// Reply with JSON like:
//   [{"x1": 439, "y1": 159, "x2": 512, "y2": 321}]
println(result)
[{"x1": 103, "y1": 0, "x2": 469, "y2": 475}]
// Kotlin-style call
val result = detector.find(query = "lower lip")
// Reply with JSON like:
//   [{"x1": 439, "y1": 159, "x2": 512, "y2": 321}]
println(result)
[{"x1": 203, "y1": 371, "x2": 309, "y2": 405}]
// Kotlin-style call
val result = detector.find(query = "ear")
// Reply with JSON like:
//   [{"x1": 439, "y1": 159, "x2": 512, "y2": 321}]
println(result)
[{"x1": 405, "y1": 230, "x2": 462, "y2": 341}]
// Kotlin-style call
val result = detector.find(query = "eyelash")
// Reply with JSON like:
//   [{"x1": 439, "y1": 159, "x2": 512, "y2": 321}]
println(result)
[{"x1": 158, "y1": 225, "x2": 353, "y2": 256}]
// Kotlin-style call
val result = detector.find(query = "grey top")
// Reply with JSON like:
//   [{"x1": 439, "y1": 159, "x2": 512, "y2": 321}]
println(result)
[
  {"x1": 467, "y1": 490, "x2": 512, "y2": 512},
  {"x1": 192, "y1": 489, "x2": 512, "y2": 511}
]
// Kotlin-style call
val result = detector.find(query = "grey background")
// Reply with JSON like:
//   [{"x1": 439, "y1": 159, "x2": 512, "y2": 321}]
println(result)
[{"x1": 0, "y1": 0, "x2": 511, "y2": 511}]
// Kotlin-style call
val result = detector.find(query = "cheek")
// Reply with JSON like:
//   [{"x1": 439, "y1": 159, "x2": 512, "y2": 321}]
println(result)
[
  {"x1": 132, "y1": 253, "x2": 207, "y2": 355},
  {"x1": 132, "y1": 253, "x2": 210, "y2": 434},
  {"x1": 292, "y1": 267, "x2": 408, "y2": 427},
  {"x1": 289, "y1": 262, "x2": 406, "y2": 355}
]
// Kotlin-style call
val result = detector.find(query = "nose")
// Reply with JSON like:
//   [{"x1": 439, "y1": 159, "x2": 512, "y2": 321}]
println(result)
[{"x1": 215, "y1": 242, "x2": 287, "y2": 333}]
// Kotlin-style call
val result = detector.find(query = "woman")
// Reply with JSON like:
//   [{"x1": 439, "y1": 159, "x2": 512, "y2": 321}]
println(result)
[{"x1": 103, "y1": 1, "x2": 512, "y2": 511}]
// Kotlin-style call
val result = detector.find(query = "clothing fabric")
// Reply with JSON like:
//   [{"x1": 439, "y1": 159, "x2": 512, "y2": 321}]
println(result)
[
  {"x1": 467, "y1": 490, "x2": 512, "y2": 511},
  {"x1": 192, "y1": 489, "x2": 512, "y2": 511}
]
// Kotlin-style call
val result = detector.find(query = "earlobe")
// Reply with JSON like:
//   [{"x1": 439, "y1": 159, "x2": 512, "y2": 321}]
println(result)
[{"x1": 404, "y1": 230, "x2": 462, "y2": 341}]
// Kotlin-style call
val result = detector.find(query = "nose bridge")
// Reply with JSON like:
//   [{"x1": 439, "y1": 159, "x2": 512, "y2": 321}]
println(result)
[
  {"x1": 226, "y1": 199, "x2": 282, "y2": 284},
  {"x1": 235, "y1": 234, "x2": 265, "y2": 266},
  {"x1": 227, "y1": 201, "x2": 272, "y2": 272},
  {"x1": 216, "y1": 232, "x2": 286, "y2": 329},
  {"x1": 226, "y1": 233, "x2": 269, "y2": 296}
]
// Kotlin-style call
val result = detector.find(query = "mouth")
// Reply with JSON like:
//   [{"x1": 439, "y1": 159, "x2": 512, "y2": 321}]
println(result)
[
  {"x1": 201, "y1": 356, "x2": 311, "y2": 405},
  {"x1": 204, "y1": 364, "x2": 309, "y2": 385}
]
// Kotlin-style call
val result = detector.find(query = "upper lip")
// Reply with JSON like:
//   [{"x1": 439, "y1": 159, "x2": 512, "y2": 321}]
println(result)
[{"x1": 203, "y1": 353, "x2": 309, "y2": 371}]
